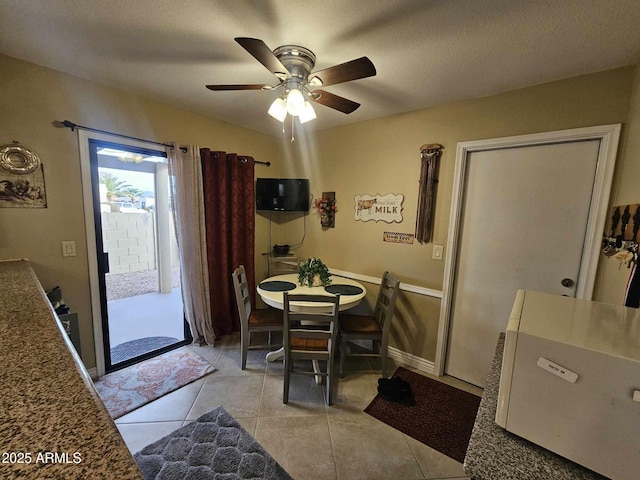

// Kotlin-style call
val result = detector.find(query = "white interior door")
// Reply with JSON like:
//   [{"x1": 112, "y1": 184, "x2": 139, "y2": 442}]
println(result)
[{"x1": 442, "y1": 132, "x2": 616, "y2": 387}]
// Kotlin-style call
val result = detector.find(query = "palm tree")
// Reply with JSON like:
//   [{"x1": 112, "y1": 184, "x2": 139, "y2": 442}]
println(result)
[
  {"x1": 99, "y1": 171, "x2": 132, "y2": 201},
  {"x1": 120, "y1": 186, "x2": 145, "y2": 201}
]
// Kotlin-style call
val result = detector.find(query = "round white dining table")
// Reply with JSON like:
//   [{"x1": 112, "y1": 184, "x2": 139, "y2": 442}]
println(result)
[
  {"x1": 257, "y1": 273, "x2": 367, "y2": 364},
  {"x1": 257, "y1": 273, "x2": 367, "y2": 311}
]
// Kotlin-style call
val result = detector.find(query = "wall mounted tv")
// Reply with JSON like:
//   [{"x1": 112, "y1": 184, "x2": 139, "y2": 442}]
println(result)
[{"x1": 256, "y1": 178, "x2": 310, "y2": 212}]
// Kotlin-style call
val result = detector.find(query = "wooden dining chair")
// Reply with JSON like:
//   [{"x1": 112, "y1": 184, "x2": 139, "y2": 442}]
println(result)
[
  {"x1": 232, "y1": 265, "x2": 284, "y2": 370},
  {"x1": 283, "y1": 292, "x2": 340, "y2": 406},
  {"x1": 338, "y1": 271, "x2": 400, "y2": 378},
  {"x1": 268, "y1": 256, "x2": 300, "y2": 276}
]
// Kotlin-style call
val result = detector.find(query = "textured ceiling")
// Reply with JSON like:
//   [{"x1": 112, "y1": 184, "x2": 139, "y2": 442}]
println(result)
[{"x1": 1, "y1": 0, "x2": 640, "y2": 137}]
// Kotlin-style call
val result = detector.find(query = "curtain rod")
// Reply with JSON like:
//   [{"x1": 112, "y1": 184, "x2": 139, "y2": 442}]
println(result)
[{"x1": 54, "y1": 119, "x2": 270, "y2": 166}]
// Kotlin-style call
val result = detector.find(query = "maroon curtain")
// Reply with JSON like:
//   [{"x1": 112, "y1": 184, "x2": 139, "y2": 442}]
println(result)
[{"x1": 201, "y1": 149, "x2": 256, "y2": 336}]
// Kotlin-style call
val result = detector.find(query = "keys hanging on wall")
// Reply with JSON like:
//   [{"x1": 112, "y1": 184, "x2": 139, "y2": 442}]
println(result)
[{"x1": 603, "y1": 203, "x2": 640, "y2": 268}]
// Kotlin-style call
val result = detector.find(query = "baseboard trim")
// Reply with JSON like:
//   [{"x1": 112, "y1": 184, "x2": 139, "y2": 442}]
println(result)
[
  {"x1": 388, "y1": 346, "x2": 435, "y2": 375},
  {"x1": 87, "y1": 367, "x2": 98, "y2": 380}
]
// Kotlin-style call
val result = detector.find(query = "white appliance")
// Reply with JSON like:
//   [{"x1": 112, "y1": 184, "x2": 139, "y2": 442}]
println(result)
[{"x1": 496, "y1": 290, "x2": 640, "y2": 480}]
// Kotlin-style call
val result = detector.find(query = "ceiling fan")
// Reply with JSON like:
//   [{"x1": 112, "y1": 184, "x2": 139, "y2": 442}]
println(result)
[{"x1": 206, "y1": 37, "x2": 376, "y2": 124}]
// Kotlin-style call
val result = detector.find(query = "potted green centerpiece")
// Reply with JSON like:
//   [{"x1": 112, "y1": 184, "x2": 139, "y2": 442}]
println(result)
[{"x1": 298, "y1": 257, "x2": 331, "y2": 287}]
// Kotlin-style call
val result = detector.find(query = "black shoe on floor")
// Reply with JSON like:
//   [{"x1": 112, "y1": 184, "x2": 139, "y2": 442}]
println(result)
[{"x1": 378, "y1": 376, "x2": 415, "y2": 406}]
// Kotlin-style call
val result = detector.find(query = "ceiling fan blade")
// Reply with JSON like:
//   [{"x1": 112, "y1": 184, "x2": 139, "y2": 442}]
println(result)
[
  {"x1": 206, "y1": 84, "x2": 271, "y2": 91},
  {"x1": 310, "y1": 90, "x2": 361, "y2": 114},
  {"x1": 235, "y1": 37, "x2": 291, "y2": 80},
  {"x1": 309, "y1": 57, "x2": 376, "y2": 87}
]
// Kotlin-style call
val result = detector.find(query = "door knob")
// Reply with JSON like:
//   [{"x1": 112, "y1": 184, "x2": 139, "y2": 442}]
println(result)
[{"x1": 561, "y1": 278, "x2": 574, "y2": 288}]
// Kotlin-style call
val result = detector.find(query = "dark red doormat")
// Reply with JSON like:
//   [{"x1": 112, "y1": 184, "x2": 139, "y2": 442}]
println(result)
[{"x1": 364, "y1": 367, "x2": 481, "y2": 463}]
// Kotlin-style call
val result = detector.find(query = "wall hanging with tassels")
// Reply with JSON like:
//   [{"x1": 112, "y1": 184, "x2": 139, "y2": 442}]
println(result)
[{"x1": 415, "y1": 143, "x2": 443, "y2": 243}]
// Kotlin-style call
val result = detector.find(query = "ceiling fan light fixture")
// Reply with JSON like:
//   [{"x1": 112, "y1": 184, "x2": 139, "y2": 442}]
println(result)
[
  {"x1": 207, "y1": 38, "x2": 376, "y2": 132},
  {"x1": 268, "y1": 97, "x2": 287, "y2": 122},
  {"x1": 308, "y1": 76, "x2": 323, "y2": 87},
  {"x1": 298, "y1": 101, "x2": 316, "y2": 124},
  {"x1": 286, "y1": 87, "x2": 305, "y2": 116},
  {"x1": 118, "y1": 153, "x2": 144, "y2": 163}
]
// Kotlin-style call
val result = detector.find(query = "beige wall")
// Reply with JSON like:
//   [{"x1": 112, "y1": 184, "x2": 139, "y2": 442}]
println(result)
[
  {"x1": 279, "y1": 67, "x2": 636, "y2": 362},
  {"x1": 0, "y1": 54, "x2": 280, "y2": 369},
  {"x1": 2, "y1": 52, "x2": 638, "y2": 371}
]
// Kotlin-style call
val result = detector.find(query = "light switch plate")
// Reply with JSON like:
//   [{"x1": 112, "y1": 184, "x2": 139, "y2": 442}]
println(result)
[
  {"x1": 432, "y1": 245, "x2": 444, "y2": 261},
  {"x1": 62, "y1": 241, "x2": 76, "y2": 257}
]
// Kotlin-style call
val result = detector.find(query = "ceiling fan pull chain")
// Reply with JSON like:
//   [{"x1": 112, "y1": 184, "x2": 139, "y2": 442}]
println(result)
[
  {"x1": 281, "y1": 95, "x2": 286, "y2": 136},
  {"x1": 291, "y1": 115, "x2": 295, "y2": 143}
]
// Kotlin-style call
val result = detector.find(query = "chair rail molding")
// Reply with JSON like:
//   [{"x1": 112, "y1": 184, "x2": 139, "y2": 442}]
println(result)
[{"x1": 329, "y1": 268, "x2": 443, "y2": 299}]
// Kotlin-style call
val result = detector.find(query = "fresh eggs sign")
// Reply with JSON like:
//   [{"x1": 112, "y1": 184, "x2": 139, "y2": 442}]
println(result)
[{"x1": 353, "y1": 193, "x2": 403, "y2": 223}]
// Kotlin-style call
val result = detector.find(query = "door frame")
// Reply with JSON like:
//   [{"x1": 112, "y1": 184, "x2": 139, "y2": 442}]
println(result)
[
  {"x1": 78, "y1": 130, "x2": 171, "y2": 377},
  {"x1": 433, "y1": 124, "x2": 621, "y2": 377}
]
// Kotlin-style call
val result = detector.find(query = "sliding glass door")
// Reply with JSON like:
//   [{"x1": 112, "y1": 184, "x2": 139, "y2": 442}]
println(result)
[{"x1": 89, "y1": 140, "x2": 190, "y2": 372}]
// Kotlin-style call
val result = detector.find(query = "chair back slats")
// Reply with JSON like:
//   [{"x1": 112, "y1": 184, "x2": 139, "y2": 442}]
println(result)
[
  {"x1": 282, "y1": 292, "x2": 340, "y2": 405},
  {"x1": 338, "y1": 271, "x2": 400, "y2": 378},
  {"x1": 283, "y1": 293, "x2": 339, "y2": 348},
  {"x1": 232, "y1": 265, "x2": 254, "y2": 321},
  {"x1": 374, "y1": 272, "x2": 400, "y2": 329},
  {"x1": 232, "y1": 265, "x2": 284, "y2": 370},
  {"x1": 269, "y1": 256, "x2": 300, "y2": 276}
]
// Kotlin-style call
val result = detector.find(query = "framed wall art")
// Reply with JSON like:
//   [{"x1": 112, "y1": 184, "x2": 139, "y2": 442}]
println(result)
[{"x1": 353, "y1": 193, "x2": 403, "y2": 223}]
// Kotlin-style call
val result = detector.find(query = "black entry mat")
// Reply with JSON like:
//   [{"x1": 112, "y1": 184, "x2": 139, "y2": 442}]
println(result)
[
  {"x1": 259, "y1": 280, "x2": 297, "y2": 292},
  {"x1": 365, "y1": 367, "x2": 480, "y2": 464},
  {"x1": 324, "y1": 284, "x2": 364, "y2": 295},
  {"x1": 110, "y1": 336, "x2": 179, "y2": 364}
]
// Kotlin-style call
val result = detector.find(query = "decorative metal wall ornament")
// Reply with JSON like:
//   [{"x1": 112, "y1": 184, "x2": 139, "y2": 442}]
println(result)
[
  {"x1": 353, "y1": 193, "x2": 403, "y2": 223},
  {"x1": 0, "y1": 141, "x2": 41, "y2": 174},
  {"x1": 0, "y1": 141, "x2": 47, "y2": 208},
  {"x1": 415, "y1": 143, "x2": 443, "y2": 243}
]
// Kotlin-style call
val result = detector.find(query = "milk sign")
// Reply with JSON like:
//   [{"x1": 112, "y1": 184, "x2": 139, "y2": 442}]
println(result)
[{"x1": 354, "y1": 193, "x2": 404, "y2": 223}]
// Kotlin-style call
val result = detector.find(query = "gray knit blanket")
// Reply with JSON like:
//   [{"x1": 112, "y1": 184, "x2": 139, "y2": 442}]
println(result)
[{"x1": 134, "y1": 407, "x2": 292, "y2": 480}]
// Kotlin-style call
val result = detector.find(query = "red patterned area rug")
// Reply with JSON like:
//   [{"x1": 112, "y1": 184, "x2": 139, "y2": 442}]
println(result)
[
  {"x1": 364, "y1": 367, "x2": 480, "y2": 463},
  {"x1": 94, "y1": 347, "x2": 215, "y2": 419}
]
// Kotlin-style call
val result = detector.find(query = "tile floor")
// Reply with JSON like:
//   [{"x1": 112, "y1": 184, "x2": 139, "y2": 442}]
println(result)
[{"x1": 115, "y1": 332, "x2": 482, "y2": 480}]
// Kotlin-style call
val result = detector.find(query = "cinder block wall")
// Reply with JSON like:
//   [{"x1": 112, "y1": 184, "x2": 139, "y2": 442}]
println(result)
[
  {"x1": 101, "y1": 212, "x2": 179, "y2": 275},
  {"x1": 101, "y1": 212, "x2": 157, "y2": 274}
]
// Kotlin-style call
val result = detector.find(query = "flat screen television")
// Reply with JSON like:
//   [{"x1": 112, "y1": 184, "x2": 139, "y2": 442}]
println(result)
[{"x1": 256, "y1": 178, "x2": 310, "y2": 212}]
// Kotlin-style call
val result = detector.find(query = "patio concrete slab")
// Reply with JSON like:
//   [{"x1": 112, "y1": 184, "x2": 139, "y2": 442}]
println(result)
[{"x1": 108, "y1": 287, "x2": 184, "y2": 347}]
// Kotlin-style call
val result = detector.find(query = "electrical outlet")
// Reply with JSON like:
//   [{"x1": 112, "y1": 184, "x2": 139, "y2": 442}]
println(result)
[
  {"x1": 62, "y1": 241, "x2": 76, "y2": 257},
  {"x1": 432, "y1": 245, "x2": 444, "y2": 261}
]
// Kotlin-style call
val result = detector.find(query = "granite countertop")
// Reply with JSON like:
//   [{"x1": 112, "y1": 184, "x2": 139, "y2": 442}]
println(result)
[
  {"x1": 463, "y1": 334, "x2": 607, "y2": 480},
  {"x1": 0, "y1": 259, "x2": 142, "y2": 479}
]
